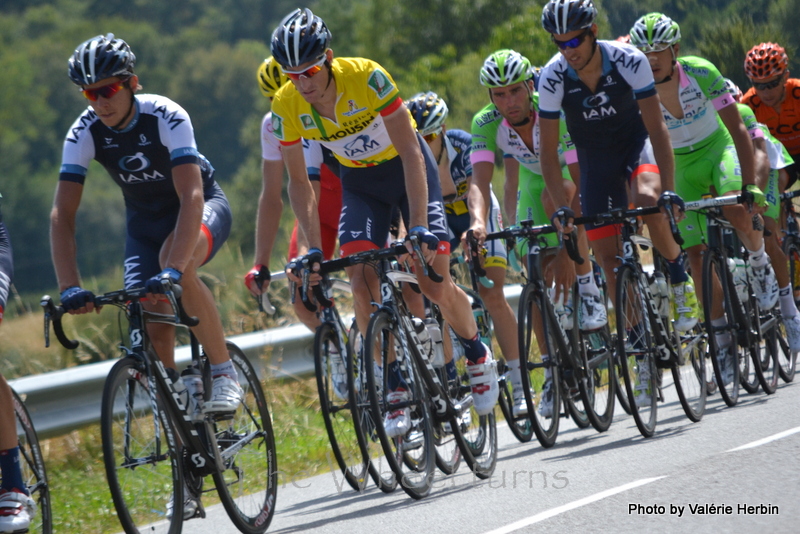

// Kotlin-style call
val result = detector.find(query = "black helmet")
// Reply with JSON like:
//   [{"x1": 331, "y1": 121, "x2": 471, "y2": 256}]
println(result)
[
  {"x1": 541, "y1": 0, "x2": 597, "y2": 35},
  {"x1": 270, "y1": 8, "x2": 331, "y2": 69},
  {"x1": 68, "y1": 33, "x2": 136, "y2": 86}
]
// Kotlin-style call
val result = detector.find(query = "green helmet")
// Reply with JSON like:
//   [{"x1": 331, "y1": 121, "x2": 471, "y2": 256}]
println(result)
[
  {"x1": 629, "y1": 12, "x2": 681, "y2": 53},
  {"x1": 480, "y1": 49, "x2": 532, "y2": 88}
]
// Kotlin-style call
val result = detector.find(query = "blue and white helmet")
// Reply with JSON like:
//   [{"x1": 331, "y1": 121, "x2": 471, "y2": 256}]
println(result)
[
  {"x1": 68, "y1": 33, "x2": 136, "y2": 86},
  {"x1": 541, "y1": 0, "x2": 597, "y2": 35},
  {"x1": 270, "y1": 8, "x2": 331, "y2": 69}
]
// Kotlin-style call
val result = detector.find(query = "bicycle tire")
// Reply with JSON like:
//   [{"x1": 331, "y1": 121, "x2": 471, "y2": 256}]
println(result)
[
  {"x1": 314, "y1": 322, "x2": 369, "y2": 491},
  {"x1": 751, "y1": 309, "x2": 780, "y2": 395},
  {"x1": 518, "y1": 283, "x2": 561, "y2": 448},
  {"x1": 101, "y1": 356, "x2": 183, "y2": 534},
  {"x1": 432, "y1": 364, "x2": 462, "y2": 475},
  {"x1": 670, "y1": 322, "x2": 707, "y2": 423},
  {"x1": 11, "y1": 389, "x2": 52, "y2": 534},
  {"x1": 611, "y1": 335, "x2": 633, "y2": 416},
  {"x1": 782, "y1": 238, "x2": 800, "y2": 382},
  {"x1": 365, "y1": 310, "x2": 435, "y2": 500},
  {"x1": 211, "y1": 342, "x2": 278, "y2": 534},
  {"x1": 615, "y1": 264, "x2": 658, "y2": 438},
  {"x1": 563, "y1": 367, "x2": 591, "y2": 429},
  {"x1": 702, "y1": 249, "x2": 741, "y2": 406},
  {"x1": 348, "y1": 324, "x2": 397, "y2": 493},
  {"x1": 496, "y1": 364, "x2": 533, "y2": 443},
  {"x1": 776, "y1": 317, "x2": 796, "y2": 383},
  {"x1": 574, "y1": 319, "x2": 616, "y2": 433}
]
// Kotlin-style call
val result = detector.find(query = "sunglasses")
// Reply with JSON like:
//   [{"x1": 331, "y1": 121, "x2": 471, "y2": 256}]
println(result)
[
  {"x1": 283, "y1": 57, "x2": 327, "y2": 81},
  {"x1": 552, "y1": 28, "x2": 592, "y2": 50},
  {"x1": 81, "y1": 79, "x2": 127, "y2": 101},
  {"x1": 752, "y1": 75, "x2": 785, "y2": 91},
  {"x1": 637, "y1": 42, "x2": 672, "y2": 54}
]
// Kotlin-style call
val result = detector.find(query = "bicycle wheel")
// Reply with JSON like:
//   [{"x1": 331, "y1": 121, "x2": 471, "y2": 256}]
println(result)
[
  {"x1": 101, "y1": 356, "x2": 183, "y2": 534},
  {"x1": 314, "y1": 322, "x2": 369, "y2": 491},
  {"x1": 348, "y1": 325, "x2": 397, "y2": 493},
  {"x1": 611, "y1": 335, "x2": 632, "y2": 415},
  {"x1": 563, "y1": 367, "x2": 591, "y2": 429},
  {"x1": 671, "y1": 322, "x2": 707, "y2": 422},
  {"x1": 432, "y1": 364, "x2": 462, "y2": 475},
  {"x1": 365, "y1": 311, "x2": 435, "y2": 500},
  {"x1": 518, "y1": 284, "x2": 561, "y2": 448},
  {"x1": 11, "y1": 390, "x2": 52, "y2": 534},
  {"x1": 776, "y1": 317, "x2": 796, "y2": 383},
  {"x1": 496, "y1": 361, "x2": 533, "y2": 443},
  {"x1": 574, "y1": 319, "x2": 615, "y2": 433},
  {"x1": 212, "y1": 343, "x2": 278, "y2": 533},
  {"x1": 616, "y1": 264, "x2": 658, "y2": 438},
  {"x1": 702, "y1": 249, "x2": 740, "y2": 406},
  {"x1": 752, "y1": 310, "x2": 780, "y2": 395}
]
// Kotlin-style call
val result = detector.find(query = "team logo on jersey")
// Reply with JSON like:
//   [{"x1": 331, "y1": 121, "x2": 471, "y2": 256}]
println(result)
[
  {"x1": 582, "y1": 92, "x2": 616, "y2": 120},
  {"x1": 117, "y1": 152, "x2": 164, "y2": 183},
  {"x1": 367, "y1": 70, "x2": 394, "y2": 99},
  {"x1": 344, "y1": 134, "x2": 381, "y2": 158},
  {"x1": 272, "y1": 114, "x2": 284, "y2": 140},
  {"x1": 343, "y1": 99, "x2": 367, "y2": 117},
  {"x1": 300, "y1": 115, "x2": 315, "y2": 130},
  {"x1": 138, "y1": 134, "x2": 151, "y2": 146}
]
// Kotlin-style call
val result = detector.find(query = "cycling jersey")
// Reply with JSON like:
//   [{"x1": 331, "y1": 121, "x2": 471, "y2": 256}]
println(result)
[
  {"x1": 0, "y1": 220, "x2": 12, "y2": 323},
  {"x1": 60, "y1": 95, "x2": 217, "y2": 217},
  {"x1": 271, "y1": 57, "x2": 404, "y2": 167},
  {"x1": 261, "y1": 111, "x2": 342, "y2": 180},
  {"x1": 538, "y1": 41, "x2": 655, "y2": 149},
  {"x1": 470, "y1": 94, "x2": 577, "y2": 174},
  {"x1": 743, "y1": 77, "x2": 800, "y2": 158},
  {"x1": 441, "y1": 129, "x2": 474, "y2": 209}
]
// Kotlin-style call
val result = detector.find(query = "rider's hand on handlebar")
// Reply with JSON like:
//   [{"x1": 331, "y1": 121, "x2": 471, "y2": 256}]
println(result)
[
  {"x1": 406, "y1": 226, "x2": 439, "y2": 266},
  {"x1": 145, "y1": 267, "x2": 182, "y2": 305},
  {"x1": 244, "y1": 264, "x2": 271, "y2": 296},
  {"x1": 657, "y1": 190, "x2": 686, "y2": 223},
  {"x1": 550, "y1": 206, "x2": 575, "y2": 233},
  {"x1": 741, "y1": 184, "x2": 767, "y2": 215},
  {"x1": 60, "y1": 285, "x2": 97, "y2": 314}
]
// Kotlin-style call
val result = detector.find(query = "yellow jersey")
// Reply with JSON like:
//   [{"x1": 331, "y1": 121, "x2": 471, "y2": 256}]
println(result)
[{"x1": 271, "y1": 57, "x2": 404, "y2": 168}]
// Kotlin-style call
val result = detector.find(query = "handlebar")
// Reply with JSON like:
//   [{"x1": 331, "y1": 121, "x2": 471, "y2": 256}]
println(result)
[{"x1": 41, "y1": 282, "x2": 198, "y2": 350}]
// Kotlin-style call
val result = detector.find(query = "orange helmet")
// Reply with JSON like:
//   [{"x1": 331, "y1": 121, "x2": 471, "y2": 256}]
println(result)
[{"x1": 744, "y1": 42, "x2": 788, "y2": 81}]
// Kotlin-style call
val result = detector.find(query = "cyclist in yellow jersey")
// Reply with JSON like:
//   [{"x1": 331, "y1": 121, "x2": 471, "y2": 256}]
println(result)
[{"x1": 270, "y1": 8, "x2": 499, "y2": 436}]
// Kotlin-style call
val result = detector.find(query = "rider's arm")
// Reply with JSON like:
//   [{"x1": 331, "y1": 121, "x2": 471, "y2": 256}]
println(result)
[
  {"x1": 751, "y1": 137, "x2": 771, "y2": 191},
  {"x1": 539, "y1": 116, "x2": 570, "y2": 209},
  {"x1": 503, "y1": 157, "x2": 519, "y2": 225},
  {"x1": 50, "y1": 181, "x2": 84, "y2": 291},
  {"x1": 469, "y1": 161, "x2": 493, "y2": 228},
  {"x1": 254, "y1": 158, "x2": 285, "y2": 269},
  {"x1": 164, "y1": 162, "x2": 205, "y2": 273},
  {"x1": 638, "y1": 94, "x2": 676, "y2": 192},
  {"x1": 385, "y1": 105, "x2": 428, "y2": 229},
  {"x1": 718, "y1": 104, "x2": 757, "y2": 188},
  {"x1": 283, "y1": 141, "x2": 322, "y2": 251}
]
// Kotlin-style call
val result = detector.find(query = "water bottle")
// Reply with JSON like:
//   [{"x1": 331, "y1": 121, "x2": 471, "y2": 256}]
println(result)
[
  {"x1": 729, "y1": 258, "x2": 748, "y2": 303},
  {"x1": 549, "y1": 287, "x2": 573, "y2": 330},
  {"x1": 181, "y1": 366, "x2": 205, "y2": 422},
  {"x1": 424, "y1": 318, "x2": 445, "y2": 368},
  {"x1": 650, "y1": 271, "x2": 670, "y2": 319},
  {"x1": 413, "y1": 317, "x2": 433, "y2": 359}
]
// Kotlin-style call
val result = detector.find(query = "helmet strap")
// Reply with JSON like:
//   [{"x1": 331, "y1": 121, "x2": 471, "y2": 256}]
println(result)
[
  {"x1": 656, "y1": 51, "x2": 678, "y2": 85},
  {"x1": 111, "y1": 92, "x2": 136, "y2": 131},
  {"x1": 577, "y1": 37, "x2": 598, "y2": 72}
]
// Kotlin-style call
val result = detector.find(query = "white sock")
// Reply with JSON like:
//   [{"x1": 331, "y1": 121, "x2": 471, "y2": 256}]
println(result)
[
  {"x1": 577, "y1": 273, "x2": 600, "y2": 297},
  {"x1": 779, "y1": 285, "x2": 797, "y2": 318},
  {"x1": 747, "y1": 244, "x2": 769, "y2": 268},
  {"x1": 507, "y1": 359, "x2": 523, "y2": 393}
]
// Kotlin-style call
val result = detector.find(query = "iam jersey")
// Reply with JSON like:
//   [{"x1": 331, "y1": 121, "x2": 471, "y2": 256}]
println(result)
[
  {"x1": 443, "y1": 129, "x2": 473, "y2": 203},
  {"x1": 60, "y1": 94, "x2": 216, "y2": 217},
  {"x1": 743, "y1": 78, "x2": 800, "y2": 158},
  {"x1": 270, "y1": 57, "x2": 404, "y2": 168},
  {"x1": 660, "y1": 57, "x2": 736, "y2": 149},
  {"x1": 538, "y1": 40, "x2": 655, "y2": 149},
  {"x1": 470, "y1": 93, "x2": 577, "y2": 175}
]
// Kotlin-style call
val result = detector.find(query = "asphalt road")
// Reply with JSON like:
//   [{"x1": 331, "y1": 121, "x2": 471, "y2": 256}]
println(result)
[{"x1": 150, "y1": 375, "x2": 800, "y2": 534}]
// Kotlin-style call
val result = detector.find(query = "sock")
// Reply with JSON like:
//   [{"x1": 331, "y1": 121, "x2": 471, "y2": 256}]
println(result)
[
  {"x1": 779, "y1": 285, "x2": 797, "y2": 318},
  {"x1": 461, "y1": 333, "x2": 487, "y2": 364},
  {"x1": 507, "y1": 358, "x2": 523, "y2": 392},
  {"x1": 747, "y1": 244, "x2": 769, "y2": 268},
  {"x1": 0, "y1": 447, "x2": 25, "y2": 493},
  {"x1": 210, "y1": 360, "x2": 239, "y2": 383},
  {"x1": 445, "y1": 359, "x2": 457, "y2": 382},
  {"x1": 387, "y1": 360, "x2": 407, "y2": 391},
  {"x1": 666, "y1": 254, "x2": 689, "y2": 284},
  {"x1": 577, "y1": 273, "x2": 600, "y2": 297}
]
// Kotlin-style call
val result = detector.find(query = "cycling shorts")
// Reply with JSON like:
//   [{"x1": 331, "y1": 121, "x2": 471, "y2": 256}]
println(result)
[
  {"x1": 446, "y1": 190, "x2": 507, "y2": 269},
  {"x1": 578, "y1": 134, "x2": 657, "y2": 241},
  {"x1": 338, "y1": 134, "x2": 449, "y2": 256},
  {"x1": 674, "y1": 131, "x2": 742, "y2": 249},
  {"x1": 123, "y1": 182, "x2": 232, "y2": 289},
  {"x1": 289, "y1": 164, "x2": 342, "y2": 260},
  {"x1": 0, "y1": 222, "x2": 13, "y2": 323},
  {"x1": 517, "y1": 165, "x2": 573, "y2": 251}
]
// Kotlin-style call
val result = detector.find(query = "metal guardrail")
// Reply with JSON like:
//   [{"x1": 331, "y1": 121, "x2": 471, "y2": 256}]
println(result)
[{"x1": 10, "y1": 285, "x2": 522, "y2": 440}]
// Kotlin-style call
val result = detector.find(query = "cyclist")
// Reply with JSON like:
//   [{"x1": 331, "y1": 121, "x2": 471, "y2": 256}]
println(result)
[
  {"x1": 629, "y1": 13, "x2": 779, "y2": 384},
  {"x1": 52, "y1": 34, "x2": 240, "y2": 518},
  {"x1": 469, "y1": 49, "x2": 604, "y2": 417},
  {"x1": 538, "y1": 0, "x2": 699, "y2": 340},
  {"x1": 726, "y1": 78, "x2": 800, "y2": 350},
  {"x1": 742, "y1": 42, "x2": 800, "y2": 190},
  {"x1": 244, "y1": 58, "x2": 343, "y2": 332},
  {"x1": 405, "y1": 90, "x2": 523, "y2": 413},
  {"x1": 269, "y1": 8, "x2": 499, "y2": 437},
  {"x1": 0, "y1": 217, "x2": 36, "y2": 533}
]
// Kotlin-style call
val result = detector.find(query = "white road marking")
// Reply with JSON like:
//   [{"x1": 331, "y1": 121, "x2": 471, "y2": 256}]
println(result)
[
  {"x1": 482, "y1": 476, "x2": 667, "y2": 534},
  {"x1": 726, "y1": 426, "x2": 800, "y2": 452}
]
